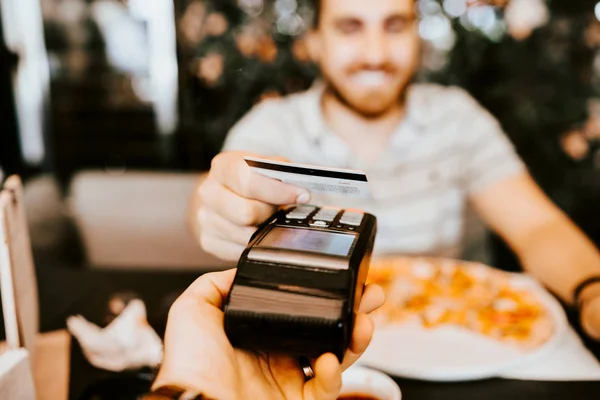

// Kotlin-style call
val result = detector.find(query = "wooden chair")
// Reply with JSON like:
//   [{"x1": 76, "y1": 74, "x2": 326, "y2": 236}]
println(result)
[
  {"x1": 0, "y1": 176, "x2": 37, "y2": 398},
  {"x1": 0, "y1": 176, "x2": 70, "y2": 400}
]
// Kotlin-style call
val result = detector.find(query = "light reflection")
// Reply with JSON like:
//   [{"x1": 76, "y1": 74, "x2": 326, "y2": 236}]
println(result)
[
  {"x1": 467, "y1": 5, "x2": 497, "y2": 32},
  {"x1": 57, "y1": 0, "x2": 87, "y2": 24},
  {"x1": 504, "y1": 0, "x2": 549, "y2": 40},
  {"x1": 460, "y1": 12, "x2": 475, "y2": 31},
  {"x1": 595, "y1": 2, "x2": 600, "y2": 22},
  {"x1": 274, "y1": 0, "x2": 298, "y2": 16},
  {"x1": 486, "y1": 20, "x2": 506, "y2": 42},
  {"x1": 419, "y1": 14, "x2": 451, "y2": 41},
  {"x1": 276, "y1": 13, "x2": 304, "y2": 36},
  {"x1": 419, "y1": 0, "x2": 442, "y2": 16},
  {"x1": 90, "y1": 1, "x2": 148, "y2": 74},
  {"x1": 239, "y1": 0, "x2": 265, "y2": 17},
  {"x1": 417, "y1": 1, "x2": 457, "y2": 64},
  {"x1": 443, "y1": 0, "x2": 467, "y2": 18},
  {"x1": 129, "y1": 0, "x2": 179, "y2": 135},
  {"x1": 435, "y1": 30, "x2": 457, "y2": 51},
  {"x1": 0, "y1": 0, "x2": 49, "y2": 165}
]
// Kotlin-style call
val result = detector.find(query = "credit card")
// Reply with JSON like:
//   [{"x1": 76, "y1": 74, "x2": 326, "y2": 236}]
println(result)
[{"x1": 244, "y1": 156, "x2": 372, "y2": 199}]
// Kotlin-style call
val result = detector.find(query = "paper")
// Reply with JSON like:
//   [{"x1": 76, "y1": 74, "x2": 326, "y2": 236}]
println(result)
[
  {"x1": 499, "y1": 325, "x2": 600, "y2": 381},
  {"x1": 244, "y1": 157, "x2": 372, "y2": 199},
  {"x1": 67, "y1": 299, "x2": 163, "y2": 372},
  {"x1": 0, "y1": 349, "x2": 36, "y2": 400}
]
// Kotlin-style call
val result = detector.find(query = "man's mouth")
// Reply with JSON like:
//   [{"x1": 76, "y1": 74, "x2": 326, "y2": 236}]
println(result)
[{"x1": 349, "y1": 71, "x2": 393, "y2": 88}]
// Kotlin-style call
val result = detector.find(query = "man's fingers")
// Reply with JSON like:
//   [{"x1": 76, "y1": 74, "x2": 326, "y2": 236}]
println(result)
[
  {"x1": 211, "y1": 152, "x2": 310, "y2": 205},
  {"x1": 581, "y1": 296, "x2": 600, "y2": 340},
  {"x1": 341, "y1": 313, "x2": 374, "y2": 371},
  {"x1": 348, "y1": 313, "x2": 374, "y2": 356},
  {"x1": 200, "y1": 233, "x2": 246, "y2": 262},
  {"x1": 178, "y1": 268, "x2": 237, "y2": 309},
  {"x1": 358, "y1": 284, "x2": 386, "y2": 314},
  {"x1": 305, "y1": 353, "x2": 342, "y2": 400},
  {"x1": 239, "y1": 171, "x2": 310, "y2": 205},
  {"x1": 199, "y1": 178, "x2": 276, "y2": 227},
  {"x1": 197, "y1": 206, "x2": 257, "y2": 246}
]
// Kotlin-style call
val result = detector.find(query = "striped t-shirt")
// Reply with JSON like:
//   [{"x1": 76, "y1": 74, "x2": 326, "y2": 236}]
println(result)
[{"x1": 222, "y1": 82, "x2": 525, "y2": 258}]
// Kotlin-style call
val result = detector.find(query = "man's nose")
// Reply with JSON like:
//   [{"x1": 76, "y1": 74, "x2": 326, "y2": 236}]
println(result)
[{"x1": 362, "y1": 30, "x2": 390, "y2": 66}]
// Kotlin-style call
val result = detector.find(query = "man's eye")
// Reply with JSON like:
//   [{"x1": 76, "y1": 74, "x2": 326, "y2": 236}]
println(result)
[
  {"x1": 337, "y1": 21, "x2": 362, "y2": 34},
  {"x1": 387, "y1": 19, "x2": 408, "y2": 33}
]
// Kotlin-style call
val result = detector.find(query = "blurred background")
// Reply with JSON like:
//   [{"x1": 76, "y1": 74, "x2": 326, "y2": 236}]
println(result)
[
  {"x1": 2, "y1": 1, "x2": 600, "y2": 397},
  {"x1": 2, "y1": 0, "x2": 600, "y2": 348},
  {"x1": 2, "y1": 1, "x2": 600, "y2": 207}
]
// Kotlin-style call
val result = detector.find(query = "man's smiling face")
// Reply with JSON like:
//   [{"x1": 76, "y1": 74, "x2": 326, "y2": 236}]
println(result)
[{"x1": 308, "y1": 0, "x2": 420, "y2": 118}]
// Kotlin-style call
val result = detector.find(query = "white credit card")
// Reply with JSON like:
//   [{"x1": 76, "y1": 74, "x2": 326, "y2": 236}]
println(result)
[{"x1": 244, "y1": 156, "x2": 372, "y2": 199}]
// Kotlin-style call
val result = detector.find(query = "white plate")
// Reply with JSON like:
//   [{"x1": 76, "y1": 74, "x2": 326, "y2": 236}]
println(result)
[
  {"x1": 341, "y1": 366, "x2": 402, "y2": 400},
  {"x1": 358, "y1": 271, "x2": 569, "y2": 381}
]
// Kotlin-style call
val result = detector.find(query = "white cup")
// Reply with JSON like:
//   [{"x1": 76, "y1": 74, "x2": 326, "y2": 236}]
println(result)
[{"x1": 338, "y1": 366, "x2": 402, "y2": 400}]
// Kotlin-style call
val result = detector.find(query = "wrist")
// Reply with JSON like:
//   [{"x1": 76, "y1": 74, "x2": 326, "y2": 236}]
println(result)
[
  {"x1": 143, "y1": 385, "x2": 209, "y2": 400},
  {"x1": 151, "y1": 378, "x2": 203, "y2": 395},
  {"x1": 152, "y1": 369, "x2": 241, "y2": 400},
  {"x1": 152, "y1": 368, "x2": 209, "y2": 396}
]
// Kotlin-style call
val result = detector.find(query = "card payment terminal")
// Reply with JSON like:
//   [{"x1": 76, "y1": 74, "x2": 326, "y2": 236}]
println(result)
[{"x1": 223, "y1": 205, "x2": 377, "y2": 361}]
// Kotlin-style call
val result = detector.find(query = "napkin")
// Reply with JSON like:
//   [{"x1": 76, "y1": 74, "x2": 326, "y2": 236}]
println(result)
[
  {"x1": 67, "y1": 299, "x2": 163, "y2": 372},
  {"x1": 499, "y1": 326, "x2": 600, "y2": 381},
  {"x1": 0, "y1": 349, "x2": 36, "y2": 399}
]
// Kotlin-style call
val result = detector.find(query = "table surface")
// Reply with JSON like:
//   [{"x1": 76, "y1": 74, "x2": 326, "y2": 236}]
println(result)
[{"x1": 10, "y1": 251, "x2": 600, "y2": 400}]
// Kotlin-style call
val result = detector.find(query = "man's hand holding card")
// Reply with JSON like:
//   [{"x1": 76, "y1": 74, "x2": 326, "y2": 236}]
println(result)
[
  {"x1": 193, "y1": 152, "x2": 371, "y2": 262},
  {"x1": 194, "y1": 152, "x2": 311, "y2": 261}
]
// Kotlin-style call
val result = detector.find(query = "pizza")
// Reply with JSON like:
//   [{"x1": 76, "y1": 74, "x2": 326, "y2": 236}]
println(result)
[{"x1": 367, "y1": 257, "x2": 555, "y2": 351}]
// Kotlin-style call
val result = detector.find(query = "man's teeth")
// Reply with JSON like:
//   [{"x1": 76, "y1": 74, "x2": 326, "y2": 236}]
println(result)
[{"x1": 352, "y1": 71, "x2": 390, "y2": 86}]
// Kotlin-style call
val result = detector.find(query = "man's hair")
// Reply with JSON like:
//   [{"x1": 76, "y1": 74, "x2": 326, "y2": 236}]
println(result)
[{"x1": 309, "y1": 0, "x2": 417, "y2": 28}]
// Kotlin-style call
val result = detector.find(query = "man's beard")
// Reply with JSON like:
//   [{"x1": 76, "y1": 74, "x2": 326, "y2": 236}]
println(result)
[{"x1": 323, "y1": 74, "x2": 412, "y2": 120}]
